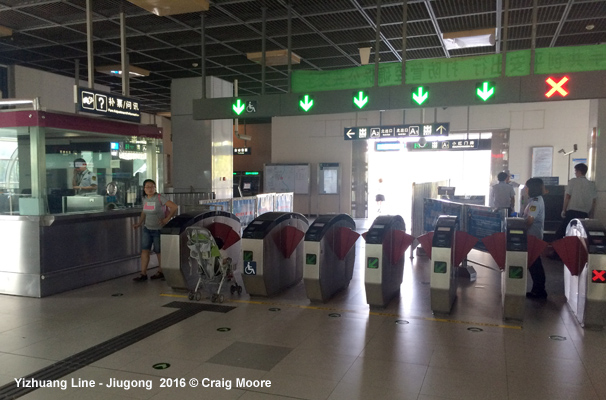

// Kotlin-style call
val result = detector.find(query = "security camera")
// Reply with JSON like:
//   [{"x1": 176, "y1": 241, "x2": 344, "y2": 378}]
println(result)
[{"x1": 236, "y1": 133, "x2": 252, "y2": 141}]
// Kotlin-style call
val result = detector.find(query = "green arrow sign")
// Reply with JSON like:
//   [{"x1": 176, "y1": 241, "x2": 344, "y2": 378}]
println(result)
[
  {"x1": 367, "y1": 257, "x2": 379, "y2": 269},
  {"x1": 152, "y1": 363, "x2": 170, "y2": 370},
  {"x1": 243, "y1": 251, "x2": 253, "y2": 261},
  {"x1": 412, "y1": 86, "x2": 429, "y2": 105},
  {"x1": 306, "y1": 254, "x2": 317, "y2": 265},
  {"x1": 353, "y1": 91, "x2": 368, "y2": 109},
  {"x1": 509, "y1": 266, "x2": 524, "y2": 279},
  {"x1": 299, "y1": 95, "x2": 314, "y2": 112},
  {"x1": 476, "y1": 81, "x2": 495, "y2": 101},
  {"x1": 232, "y1": 99, "x2": 245, "y2": 115}
]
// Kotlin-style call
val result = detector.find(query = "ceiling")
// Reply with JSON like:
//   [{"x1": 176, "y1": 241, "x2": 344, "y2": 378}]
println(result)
[{"x1": 0, "y1": 0, "x2": 604, "y2": 115}]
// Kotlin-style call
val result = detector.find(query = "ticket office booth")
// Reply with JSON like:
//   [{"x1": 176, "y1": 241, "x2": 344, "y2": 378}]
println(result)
[{"x1": 0, "y1": 109, "x2": 164, "y2": 297}]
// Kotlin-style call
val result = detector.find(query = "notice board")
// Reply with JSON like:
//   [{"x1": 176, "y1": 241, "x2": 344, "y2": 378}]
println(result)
[{"x1": 264, "y1": 164, "x2": 310, "y2": 194}]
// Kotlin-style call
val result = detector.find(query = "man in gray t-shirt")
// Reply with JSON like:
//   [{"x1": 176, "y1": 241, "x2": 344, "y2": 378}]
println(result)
[{"x1": 491, "y1": 172, "x2": 515, "y2": 216}]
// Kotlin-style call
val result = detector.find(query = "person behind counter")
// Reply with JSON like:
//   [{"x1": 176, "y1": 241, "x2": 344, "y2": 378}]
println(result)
[
  {"x1": 72, "y1": 158, "x2": 97, "y2": 195},
  {"x1": 132, "y1": 179, "x2": 178, "y2": 281}
]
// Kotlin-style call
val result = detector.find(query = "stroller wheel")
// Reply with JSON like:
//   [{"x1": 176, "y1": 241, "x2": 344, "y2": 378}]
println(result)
[
  {"x1": 195, "y1": 291, "x2": 202, "y2": 301},
  {"x1": 188, "y1": 292, "x2": 194, "y2": 300},
  {"x1": 230, "y1": 285, "x2": 236, "y2": 294},
  {"x1": 211, "y1": 293, "x2": 218, "y2": 303},
  {"x1": 218, "y1": 294, "x2": 225, "y2": 303},
  {"x1": 237, "y1": 286, "x2": 243, "y2": 295}
]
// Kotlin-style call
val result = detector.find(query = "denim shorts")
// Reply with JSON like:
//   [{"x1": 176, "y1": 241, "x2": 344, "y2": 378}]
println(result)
[{"x1": 141, "y1": 227, "x2": 161, "y2": 252}]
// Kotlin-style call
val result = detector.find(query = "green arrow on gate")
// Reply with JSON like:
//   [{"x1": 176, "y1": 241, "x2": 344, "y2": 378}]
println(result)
[
  {"x1": 232, "y1": 99, "x2": 245, "y2": 115},
  {"x1": 412, "y1": 86, "x2": 429, "y2": 105},
  {"x1": 476, "y1": 81, "x2": 495, "y2": 101},
  {"x1": 367, "y1": 257, "x2": 379, "y2": 269},
  {"x1": 353, "y1": 91, "x2": 368, "y2": 109},
  {"x1": 306, "y1": 254, "x2": 317, "y2": 265},
  {"x1": 299, "y1": 95, "x2": 314, "y2": 112},
  {"x1": 509, "y1": 266, "x2": 523, "y2": 279},
  {"x1": 243, "y1": 251, "x2": 253, "y2": 261}
]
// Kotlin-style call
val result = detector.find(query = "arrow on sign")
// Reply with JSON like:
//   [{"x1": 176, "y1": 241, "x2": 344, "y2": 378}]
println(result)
[
  {"x1": 476, "y1": 82, "x2": 495, "y2": 101},
  {"x1": 412, "y1": 87, "x2": 429, "y2": 105},
  {"x1": 299, "y1": 95, "x2": 314, "y2": 111},
  {"x1": 436, "y1": 125, "x2": 447, "y2": 135},
  {"x1": 353, "y1": 91, "x2": 368, "y2": 109},
  {"x1": 232, "y1": 99, "x2": 245, "y2": 115},
  {"x1": 346, "y1": 128, "x2": 355, "y2": 139}
]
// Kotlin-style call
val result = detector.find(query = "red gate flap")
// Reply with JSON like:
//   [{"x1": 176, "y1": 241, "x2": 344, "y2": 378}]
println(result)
[
  {"x1": 527, "y1": 235, "x2": 548, "y2": 267},
  {"x1": 454, "y1": 231, "x2": 479, "y2": 267},
  {"x1": 416, "y1": 232, "x2": 434, "y2": 259},
  {"x1": 481, "y1": 232, "x2": 507, "y2": 270},
  {"x1": 222, "y1": 229, "x2": 241, "y2": 250},
  {"x1": 207, "y1": 222, "x2": 240, "y2": 249},
  {"x1": 552, "y1": 236, "x2": 587, "y2": 276},
  {"x1": 328, "y1": 227, "x2": 360, "y2": 260},
  {"x1": 273, "y1": 225, "x2": 305, "y2": 259},
  {"x1": 388, "y1": 230, "x2": 415, "y2": 265},
  {"x1": 361, "y1": 231, "x2": 368, "y2": 241}
]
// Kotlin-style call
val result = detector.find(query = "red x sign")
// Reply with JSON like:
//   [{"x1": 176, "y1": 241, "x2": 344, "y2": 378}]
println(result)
[
  {"x1": 545, "y1": 76, "x2": 569, "y2": 98},
  {"x1": 592, "y1": 269, "x2": 606, "y2": 283}
]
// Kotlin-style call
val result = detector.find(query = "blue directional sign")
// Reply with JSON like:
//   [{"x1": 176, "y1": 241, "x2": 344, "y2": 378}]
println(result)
[{"x1": 344, "y1": 123, "x2": 449, "y2": 141}]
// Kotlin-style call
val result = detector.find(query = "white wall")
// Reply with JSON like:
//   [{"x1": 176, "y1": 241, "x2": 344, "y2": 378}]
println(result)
[
  {"x1": 272, "y1": 100, "x2": 591, "y2": 215},
  {"x1": 14, "y1": 65, "x2": 109, "y2": 112}
]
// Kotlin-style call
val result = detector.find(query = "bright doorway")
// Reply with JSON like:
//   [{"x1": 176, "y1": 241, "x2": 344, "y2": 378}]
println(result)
[{"x1": 367, "y1": 135, "x2": 492, "y2": 228}]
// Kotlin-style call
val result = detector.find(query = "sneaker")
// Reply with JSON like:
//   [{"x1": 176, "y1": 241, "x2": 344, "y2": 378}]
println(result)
[
  {"x1": 150, "y1": 272, "x2": 164, "y2": 280},
  {"x1": 526, "y1": 291, "x2": 547, "y2": 299},
  {"x1": 133, "y1": 274, "x2": 147, "y2": 282}
]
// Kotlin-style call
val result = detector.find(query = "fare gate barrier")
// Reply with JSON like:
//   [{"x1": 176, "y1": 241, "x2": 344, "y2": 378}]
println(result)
[
  {"x1": 430, "y1": 216, "x2": 459, "y2": 314},
  {"x1": 303, "y1": 214, "x2": 360, "y2": 302},
  {"x1": 162, "y1": 210, "x2": 242, "y2": 291},
  {"x1": 241, "y1": 212, "x2": 309, "y2": 296},
  {"x1": 502, "y1": 218, "x2": 528, "y2": 321},
  {"x1": 363, "y1": 215, "x2": 413, "y2": 307},
  {"x1": 556, "y1": 219, "x2": 606, "y2": 329}
]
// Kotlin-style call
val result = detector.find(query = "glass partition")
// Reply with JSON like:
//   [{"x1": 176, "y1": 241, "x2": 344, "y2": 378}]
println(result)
[
  {"x1": 0, "y1": 124, "x2": 163, "y2": 215},
  {"x1": 0, "y1": 127, "x2": 29, "y2": 214}
]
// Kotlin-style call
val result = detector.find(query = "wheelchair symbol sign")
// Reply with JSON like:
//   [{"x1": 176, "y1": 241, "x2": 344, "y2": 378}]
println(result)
[{"x1": 244, "y1": 261, "x2": 257, "y2": 275}]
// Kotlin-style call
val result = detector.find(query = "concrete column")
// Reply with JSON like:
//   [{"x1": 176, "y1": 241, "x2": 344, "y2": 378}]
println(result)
[{"x1": 588, "y1": 99, "x2": 606, "y2": 224}]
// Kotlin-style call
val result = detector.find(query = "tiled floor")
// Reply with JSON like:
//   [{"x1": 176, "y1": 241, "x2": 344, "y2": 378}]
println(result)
[{"x1": 1, "y1": 219, "x2": 605, "y2": 400}]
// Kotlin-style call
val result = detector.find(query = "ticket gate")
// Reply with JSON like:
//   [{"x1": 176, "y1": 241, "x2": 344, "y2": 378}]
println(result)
[
  {"x1": 241, "y1": 212, "x2": 309, "y2": 296},
  {"x1": 162, "y1": 210, "x2": 242, "y2": 291},
  {"x1": 364, "y1": 215, "x2": 413, "y2": 307},
  {"x1": 303, "y1": 214, "x2": 360, "y2": 302},
  {"x1": 502, "y1": 218, "x2": 528, "y2": 321},
  {"x1": 559, "y1": 219, "x2": 606, "y2": 328},
  {"x1": 430, "y1": 216, "x2": 459, "y2": 313}
]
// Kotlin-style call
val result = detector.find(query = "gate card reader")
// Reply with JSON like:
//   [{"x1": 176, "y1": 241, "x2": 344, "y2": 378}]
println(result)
[
  {"x1": 363, "y1": 215, "x2": 411, "y2": 307},
  {"x1": 303, "y1": 214, "x2": 359, "y2": 302},
  {"x1": 161, "y1": 210, "x2": 241, "y2": 292},
  {"x1": 430, "y1": 216, "x2": 459, "y2": 314},
  {"x1": 502, "y1": 218, "x2": 528, "y2": 321},
  {"x1": 241, "y1": 212, "x2": 309, "y2": 296},
  {"x1": 560, "y1": 219, "x2": 606, "y2": 329}
]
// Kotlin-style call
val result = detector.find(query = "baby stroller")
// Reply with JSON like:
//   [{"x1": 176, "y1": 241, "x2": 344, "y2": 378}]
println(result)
[{"x1": 185, "y1": 226, "x2": 242, "y2": 302}]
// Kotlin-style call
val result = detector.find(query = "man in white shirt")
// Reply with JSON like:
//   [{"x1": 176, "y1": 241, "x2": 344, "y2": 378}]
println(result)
[{"x1": 555, "y1": 163, "x2": 597, "y2": 239}]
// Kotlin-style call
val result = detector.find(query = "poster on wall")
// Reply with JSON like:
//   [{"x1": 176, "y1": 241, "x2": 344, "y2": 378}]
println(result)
[
  {"x1": 531, "y1": 147, "x2": 553, "y2": 177},
  {"x1": 264, "y1": 164, "x2": 310, "y2": 194}
]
